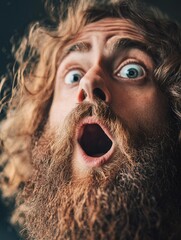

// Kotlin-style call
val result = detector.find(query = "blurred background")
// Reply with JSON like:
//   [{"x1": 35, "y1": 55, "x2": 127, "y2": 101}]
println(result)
[
  {"x1": 0, "y1": 0, "x2": 181, "y2": 239},
  {"x1": 0, "y1": 0, "x2": 181, "y2": 78}
]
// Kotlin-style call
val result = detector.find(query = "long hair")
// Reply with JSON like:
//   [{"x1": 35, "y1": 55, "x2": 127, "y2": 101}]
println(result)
[{"x1": 0, "y1": 0, "x2": 181, "y2": 214}]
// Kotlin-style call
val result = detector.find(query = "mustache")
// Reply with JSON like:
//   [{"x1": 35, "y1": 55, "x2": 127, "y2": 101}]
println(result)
[
  {"x1": 65, "y1": 99, "x2": 116, "y2": 124},
  {"x1": 51, "y1": 98, "x2": 126, "y2": 138},
  {"x1": 45, "y1": 98, "x2": 133, "y2": 177},
  {"x1": 34, "y1": 98, "x2": 124, "y2": 161}
]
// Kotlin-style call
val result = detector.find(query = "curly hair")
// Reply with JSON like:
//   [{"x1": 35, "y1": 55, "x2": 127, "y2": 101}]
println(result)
[{"x1": 1, "y1": 0, "x2": 181, "y2": 224}]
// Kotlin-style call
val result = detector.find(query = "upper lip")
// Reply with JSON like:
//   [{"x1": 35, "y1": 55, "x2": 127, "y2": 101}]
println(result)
[{"x1": 76, "y1": 116, "x2": 114, "y2": 167}]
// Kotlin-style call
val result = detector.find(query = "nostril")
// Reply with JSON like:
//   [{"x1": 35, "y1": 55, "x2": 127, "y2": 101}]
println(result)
[
  {"x1": 93, "y1": 88, "x2": 106, "y2": 101},
  {"x1": 78, "y1": 89, "x2": 87, "y2": 102},
  {"x1": 82, "y1": 89, "x2": 87, "y2": 100}
]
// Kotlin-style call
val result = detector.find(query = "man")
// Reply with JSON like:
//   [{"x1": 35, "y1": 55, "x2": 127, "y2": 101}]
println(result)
[{"x1": 0, "y1": 0, "x2": 181, "y2": 239}]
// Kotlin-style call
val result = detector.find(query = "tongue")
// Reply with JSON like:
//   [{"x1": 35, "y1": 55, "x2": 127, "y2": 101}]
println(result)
[{"x1": 79, "y1": 124, "x2": 112, "y2": 157}]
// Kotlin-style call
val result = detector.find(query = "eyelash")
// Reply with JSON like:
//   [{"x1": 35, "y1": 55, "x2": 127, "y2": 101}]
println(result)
[
  {"x1": 64, "y1": 64, "x2": 84, "y2": 74},
  {"x1": 115, "y1": 59, "x2": 148, "y2": 75},
  {"x1": 114, "y1": 59, "x2": 148, "y2": 73},
  {"x1": 63, "y1": 59, "x2": 149, "y2": 86}
]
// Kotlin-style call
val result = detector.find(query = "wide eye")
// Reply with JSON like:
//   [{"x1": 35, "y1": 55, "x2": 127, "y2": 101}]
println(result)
[
  {"x1": 64, "y1": 70, "x2": 83, "y2": 84},
  {"x1": 117, "y1": 63, "x2": 145, "y2": 79}
]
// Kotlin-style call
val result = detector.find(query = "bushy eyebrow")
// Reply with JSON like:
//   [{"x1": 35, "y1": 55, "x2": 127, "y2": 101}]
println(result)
[
  {"x1": 66, "y1": 42, "x2": 91, "y2": 54},
  {"x1": 62, "y1": 38, "x2": 156, "y2": 63},
  {"x1": 59, "y1": 42, "x2": 91, "y2": 63},
  {"x1": 109, "y1": 38, "x2": 156, "y2": 61}
]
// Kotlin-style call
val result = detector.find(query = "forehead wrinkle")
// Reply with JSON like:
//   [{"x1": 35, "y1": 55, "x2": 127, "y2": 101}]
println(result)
[
  {"x1": 83, "y1": 18, "x2": 139, "y2": 32},
  {"x1": 59, "y1": 19, "x2": 146, "y2": 61}
]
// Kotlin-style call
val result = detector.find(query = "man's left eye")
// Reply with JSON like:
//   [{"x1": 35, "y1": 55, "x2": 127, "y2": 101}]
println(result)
[
  {"x1": 64, "y1": 70, "x2": 83, "y2": 84},
  {"x1": 117, "y1": 63, "x2": 145, "y2": 79}
]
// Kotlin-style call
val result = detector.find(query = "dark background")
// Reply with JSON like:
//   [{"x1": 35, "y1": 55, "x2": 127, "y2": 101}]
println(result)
[
  {"x1": 0, "y1": 0, "x2": 181, "y2": 239},
  {"x1": 0, "y1": 0, "x2": 181, "y2": 77}
]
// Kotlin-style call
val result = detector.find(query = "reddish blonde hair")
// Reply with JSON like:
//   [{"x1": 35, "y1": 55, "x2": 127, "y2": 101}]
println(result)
[{"x1": 0, "y1": 0, "x2": 181, "y2": 209}]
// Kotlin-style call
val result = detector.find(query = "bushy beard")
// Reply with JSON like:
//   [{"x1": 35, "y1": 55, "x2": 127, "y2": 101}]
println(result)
[{"x1": 18, "y1": 100, "x2": 181, "y2": 240}]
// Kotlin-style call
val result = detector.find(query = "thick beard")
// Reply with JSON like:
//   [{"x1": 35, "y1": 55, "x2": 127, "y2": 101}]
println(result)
[{"x1": 18, "y1": 100, "x2": 181, "y2": 240}]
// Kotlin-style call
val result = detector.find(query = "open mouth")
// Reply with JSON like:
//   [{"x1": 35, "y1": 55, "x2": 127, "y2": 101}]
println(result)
[{"x1": 78, "y1": 123, "x2": 113, "y2": 158}]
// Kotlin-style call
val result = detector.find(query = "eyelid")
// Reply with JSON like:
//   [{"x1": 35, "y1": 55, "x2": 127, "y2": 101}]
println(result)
[
  {"x1": 63, "y1": 68, "x2": 84, "y2": 86},
  {"x1": 114, "y1": 59, "x2": 148, "y2": 78},
  {"x1": 63, "y1": 64, "x2": 85, "y2": 76},
  {"x1": 62, "y1": 65, "x2": 84, "y2": 78}
]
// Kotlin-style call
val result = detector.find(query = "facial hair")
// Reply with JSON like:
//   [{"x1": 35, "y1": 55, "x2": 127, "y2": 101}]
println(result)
[{"x1": 17, "y1": 100, "x2": 181, "y2": 240}]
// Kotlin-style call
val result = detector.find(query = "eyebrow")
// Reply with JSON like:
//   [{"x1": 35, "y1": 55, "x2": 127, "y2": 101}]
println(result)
[
  {"x1": 62, "y1": 38, "x2": 157, "y2": 63},
  {"x1": 58, "y1": 41, "x2": 92, "y2": 64},
  {"x1": 110, "y1": 38, "x2": 156, "y2": 60},
  {"x1": 66, "y1": 42, "x2": 91, "y2": 55}
]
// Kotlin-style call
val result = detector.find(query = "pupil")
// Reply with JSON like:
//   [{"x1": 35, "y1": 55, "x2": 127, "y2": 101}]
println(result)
[
  {"x1": 73, "y1": 74, "x2": 79, "y2": 82},
  {"x1": 127, "y1": 68, "x2": 138, "y2": 78}
]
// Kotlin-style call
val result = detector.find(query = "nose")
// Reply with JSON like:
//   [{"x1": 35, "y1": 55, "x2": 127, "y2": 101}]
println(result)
[{"x1": 77, "y1": 67, "x2": 111, "y2": 103}]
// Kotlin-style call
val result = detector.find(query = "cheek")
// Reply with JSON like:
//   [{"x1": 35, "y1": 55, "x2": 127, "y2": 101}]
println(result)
[
  {"x1": 49, "y1": 88, "x2": 78, "y2": 127},
  {"x1": 111, "y1": 86, "x2": 169, "y2": 131}
]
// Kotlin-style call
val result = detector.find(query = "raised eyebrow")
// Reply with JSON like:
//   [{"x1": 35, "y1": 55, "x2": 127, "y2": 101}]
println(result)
[
  {"x1": 58, "y1": 42, "x2": 92, "y2": 64},
  {"x1": 66, "y1": 42, "x2": 91, "y2": 55},
  {"x1": 110, "y1": 38, "x2": 157, "y2": 63}
]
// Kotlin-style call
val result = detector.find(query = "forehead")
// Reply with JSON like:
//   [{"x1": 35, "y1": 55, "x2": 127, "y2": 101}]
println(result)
[{"x1": 70, "y1": 18, "x2": 145, "y2": 47}]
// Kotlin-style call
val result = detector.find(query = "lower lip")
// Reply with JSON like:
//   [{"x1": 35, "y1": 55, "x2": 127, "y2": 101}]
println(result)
[
  {"x1": 76, "y1": 117, "x2": 114, "y2": 168},
  {"x1": 78, "y1": 145, "x2": 114, "y2": 167}
]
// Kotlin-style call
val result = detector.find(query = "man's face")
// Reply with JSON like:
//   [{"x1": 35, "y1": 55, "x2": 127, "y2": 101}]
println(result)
[
  {"x1": 49, "y1": 18, "x2": 168, "y2": 177},
  {"x1": 23, "y1": 18, "x2": 180, "y2": 239}
]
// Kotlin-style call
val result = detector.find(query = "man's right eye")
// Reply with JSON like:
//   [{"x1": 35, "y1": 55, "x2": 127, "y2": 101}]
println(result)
[{"x1": 64, "y1": 70, "x2": 83, "y2": 84}]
